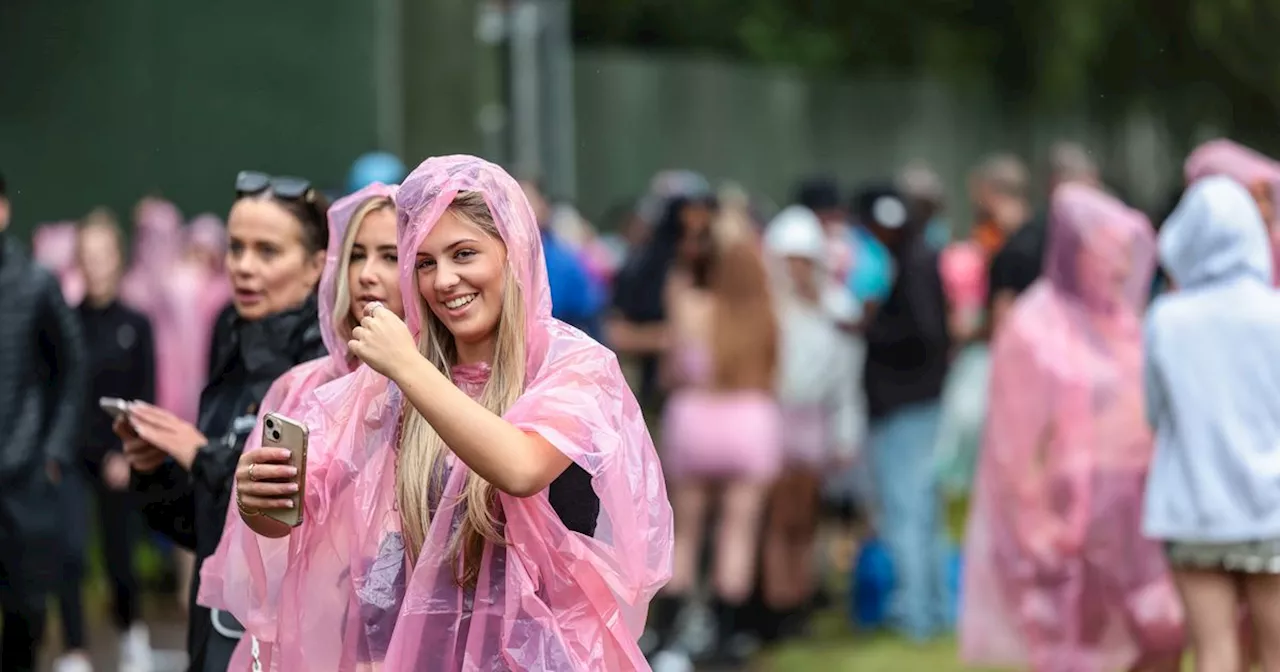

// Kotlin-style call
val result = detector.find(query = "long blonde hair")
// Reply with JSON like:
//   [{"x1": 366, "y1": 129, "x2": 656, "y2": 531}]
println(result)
[
  {"x1": 331, "y1": 196, "x2": 396, "y2": 345},
  {"x1": 396, "y1": 191, "x2": 528, "y2": 587}
]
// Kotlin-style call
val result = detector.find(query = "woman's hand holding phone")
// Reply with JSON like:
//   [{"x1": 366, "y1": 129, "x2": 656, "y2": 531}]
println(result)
[
  {"x1": 235, "y1": 447, "x2": 299, "y2": 516},
  {"x1": 113, "y1": 415, "x2": 167, "y2": 473}
]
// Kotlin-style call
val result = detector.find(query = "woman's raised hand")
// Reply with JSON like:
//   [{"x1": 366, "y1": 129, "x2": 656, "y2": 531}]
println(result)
[{"x1": 235, "y1": 447, "x2": 298, "y2": 516}]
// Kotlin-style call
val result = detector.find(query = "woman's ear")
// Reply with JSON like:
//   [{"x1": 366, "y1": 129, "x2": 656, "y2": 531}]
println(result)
[{"x1": 305, "y1": 249, "x2": 325, "y2": 287}]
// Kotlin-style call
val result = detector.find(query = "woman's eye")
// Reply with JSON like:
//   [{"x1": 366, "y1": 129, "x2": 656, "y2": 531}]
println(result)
[
  {"x1": 350, "y1": 251, "x2": 367, "y2": 262},
  {"x1": 416, "y1": 258, "x2": 435, "y2": 270},
  {"x1": 383, "y1": 253, "x2": 399, "y2": 264},
  {"x1": 454, "y1": 249, "x2": 476, "y2": 260}
]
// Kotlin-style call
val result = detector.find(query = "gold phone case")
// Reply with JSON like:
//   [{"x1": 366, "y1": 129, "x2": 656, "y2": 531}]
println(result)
[{"x1": 260, "y1": 412, "x2": 308, "y2": 527}]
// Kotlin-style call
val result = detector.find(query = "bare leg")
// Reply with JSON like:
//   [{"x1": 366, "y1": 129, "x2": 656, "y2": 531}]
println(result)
[
  {"x1": 1175, "y1": 569, "x2": 1243, "y2": 672},
  {"x1": 762, "y1": 470, "x2": 820, "y2": 610},
  {"x1": 1242, "y1": 573, "x2": 1280, "y2": 672},
  {"x1": 665, "y1": 480, "x2": 711, "y2": 595},
  {"x1": 713, "y1": 479, "x2": 771, "y2": 602}
]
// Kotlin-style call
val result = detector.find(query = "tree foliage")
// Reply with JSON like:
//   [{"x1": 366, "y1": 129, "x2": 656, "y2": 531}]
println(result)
[{"x1": 571, "y1": 0, "x2": 1280, "y2": 146}]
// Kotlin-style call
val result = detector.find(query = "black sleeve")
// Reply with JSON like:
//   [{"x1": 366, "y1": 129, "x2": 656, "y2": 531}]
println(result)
[
  {"x1": 134, "y1": 315, "x2": 157, "y2": 405},
  {"x1": 190, "y1": 440, "x2": 241, "y2": 544},
  {"x1": 907, "y1": 249, "x2": 951, "y2": 353},
  {"x1": 38, "y1": 276, "x2": 88, "y2": 467},
  {"x1": 131, "y1": 461, "x2": 198, "y2": 550}
]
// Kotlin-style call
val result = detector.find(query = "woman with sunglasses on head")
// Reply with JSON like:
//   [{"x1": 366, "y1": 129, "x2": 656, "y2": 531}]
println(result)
[
  {"x1": 197, "y1": 182, "x2": 401, "y2": 670},
  {"x1": 114, "y1": 172, "x2": 330, "y2": 671},
  {"x1": 223, "y1": 155, "x2": 672, "y2": 671}
]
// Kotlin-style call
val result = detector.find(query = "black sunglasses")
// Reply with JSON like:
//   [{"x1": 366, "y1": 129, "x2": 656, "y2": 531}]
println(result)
[{"x1": 235, "y1": 171, "x2": 315, "y2": 202}]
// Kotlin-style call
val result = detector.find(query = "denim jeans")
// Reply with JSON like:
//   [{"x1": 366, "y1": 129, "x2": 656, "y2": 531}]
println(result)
[{"x1": 868, "y1": 399, "x2": 950, "y2": 641}]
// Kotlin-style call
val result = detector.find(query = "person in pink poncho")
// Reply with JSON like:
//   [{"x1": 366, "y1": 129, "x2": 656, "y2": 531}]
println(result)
[
  {"x1": 198, "y1": 182, "x2": 401, "y2": 669},
  {"x1": 32, "y1": 221, "x2": 86, "y2": 305},
  {"x1": 960, "y1": 183, "x2": 1184, "y2": 672},
  {"x1": 1184, "y1": 139, "x2": 1280, "y2": 289},
  {"x1": 228, "y1": 155, "x2": 673, "y2": 671}
]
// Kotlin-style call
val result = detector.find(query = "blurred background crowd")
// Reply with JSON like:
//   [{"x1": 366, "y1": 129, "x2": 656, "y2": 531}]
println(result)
[{"x1": 4, "y1": 1, "x2": 1280, "y2": 671}]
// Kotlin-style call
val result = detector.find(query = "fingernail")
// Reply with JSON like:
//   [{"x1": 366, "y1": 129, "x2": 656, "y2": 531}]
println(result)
[
  {"x1": 278, "y1": 450, "x2": 293, "y2": 459},
  {"x1": 287, "y1": 467, "x2": 298, "y2": 476},
  {"x1": 286, "y1": 501, "x2": 295, "y2": 508},
  {"x1": 288, "y1": 484, "x2": 299, "y2": 492}
]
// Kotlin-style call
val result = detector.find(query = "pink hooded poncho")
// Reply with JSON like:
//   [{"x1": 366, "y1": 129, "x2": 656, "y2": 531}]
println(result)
[
  {"x1": 1185, "y1": 139, "x2": 1280, "y2": 287},
  {"x1": 118, "y1": 198, "x2": 202, "y2": 419},
  {"x1": 120, "y1": 198, "x2": 184, "y2": 313},
  {"x1": 197, "y1": 182, "x2": 400, "y2": 670},
  {"x1": 185, "y1": 213, "x2": 234, "y2": 342},
  {"x1": 218, "y1": 156, "x2": 672, "y2": 671},
  {"x1": 32, "y1": 221, "x2": 85, "y2": 305},
  {"x1": 960, "y1": 183, "x2": 1183, "y2": 671}
]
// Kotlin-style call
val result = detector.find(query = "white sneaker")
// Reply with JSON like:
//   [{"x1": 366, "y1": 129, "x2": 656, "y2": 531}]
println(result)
[
  {"x1": 120, "y1": 623, "x2": 155, "y2": 672},
  {"x1": 52, "y1": 652, "x2": 94, "y2": 672},
  {"x1": 649, "y1": 649, "x2": 694, "y2": 672}
]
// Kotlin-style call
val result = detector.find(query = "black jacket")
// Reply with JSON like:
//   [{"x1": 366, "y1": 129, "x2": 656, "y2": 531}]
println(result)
[
  {"x1": 132, "y1": 296, "x2": 324, "y2": 671},
  {"x1": 78, "y1": 300, "x2": 155, "y2": 475},
  {"x1": 0, "y1": 234, "x2": 87, "y2": 481},
  {"x1": 0, "y1": 233, "x2": 87, "y2": 593},
  {"x1": 863, "y1": 236, "x2": 951, "y2": 419}
]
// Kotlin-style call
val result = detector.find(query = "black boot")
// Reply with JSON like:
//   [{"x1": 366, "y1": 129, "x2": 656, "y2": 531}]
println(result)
[
  {"x1": 709, "y1": 597, "x2": 758, "y2": 666},
  {"x1": 644, "y1": 594, "x2": 684, "y2": 657}
]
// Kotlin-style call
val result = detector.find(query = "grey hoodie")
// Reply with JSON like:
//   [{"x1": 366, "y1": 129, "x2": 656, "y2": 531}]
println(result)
[{"x1": 1143, "y1": 176, "x2": 1280, "y2": 542}]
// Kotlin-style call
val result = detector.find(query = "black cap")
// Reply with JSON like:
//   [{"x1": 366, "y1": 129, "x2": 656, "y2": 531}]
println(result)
[{"x1": 794, "y1": 176, "x2": 841, "y2": 212}]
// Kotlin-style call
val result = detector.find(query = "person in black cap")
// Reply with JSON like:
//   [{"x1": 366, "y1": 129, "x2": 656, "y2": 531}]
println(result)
[
  {"x1": 0, "y1": 169, "x2": 89, "y2": 671},
  {"x1": 856, "y1": 181, "x2": 952, "y2": 642},
  {"x1": 795, "y1": 176, "x2": 847, "y2": 235}
]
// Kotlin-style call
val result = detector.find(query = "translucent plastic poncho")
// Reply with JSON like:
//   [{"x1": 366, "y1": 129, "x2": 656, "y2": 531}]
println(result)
[
  {"x1": 184, "y1": 213, "x2": 234, "y2": 374},
  {"x1": 197, "y1": 182, "x2": 399, "y2": 669},
  {"x1": 230, "y1": 156, "x2": 673, "y2": 671},
  {"x1": 1185, "y1": 139, "x2": 1280, "y2": 287},
  {"x1": 117, "y1": 198, "x2": 200, "y2": 420},
  {"x1": 960, "y1": 183, "x2": 1184, "y2": 671},
  {"x1": 120, "y1": 198, "x2": 184, "y2": 313},
  {"x1": 31, "y1": 221, "x2": 85, "y2": 305}
]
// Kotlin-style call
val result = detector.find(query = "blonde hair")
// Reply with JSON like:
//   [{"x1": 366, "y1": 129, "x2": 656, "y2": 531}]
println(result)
[
  {"x1": 396, "y1": 191, "x2": 527, "y2": 586},
  {"x1": 331, "y1": 196, "x2": 395, "y2": 344}
]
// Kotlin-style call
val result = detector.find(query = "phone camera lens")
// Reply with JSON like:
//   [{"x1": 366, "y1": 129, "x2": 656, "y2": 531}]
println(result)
[
  {"x1": 271, "y1": 430, "x2": 281, "y2": 441},
  {"x1": 265, "y1": 418, "x2": 275, "y2": 429}
]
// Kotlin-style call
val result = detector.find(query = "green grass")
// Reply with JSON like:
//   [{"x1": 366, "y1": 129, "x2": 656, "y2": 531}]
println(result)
[
  {"x1": 758, "y1": 609, "x2": 998, "y2": 672},
  {"x1": 769, "y1": 634, "x2": 990, "y2": 672}
]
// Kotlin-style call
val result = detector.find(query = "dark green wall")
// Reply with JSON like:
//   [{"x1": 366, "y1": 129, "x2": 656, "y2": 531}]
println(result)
[{"x1": 0, "y1": 0, "x2": 383, "y2": 236}]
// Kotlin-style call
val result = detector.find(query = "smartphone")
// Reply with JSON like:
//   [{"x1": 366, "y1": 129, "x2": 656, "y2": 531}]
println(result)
[
  {"x1": 99, "y1": 397, "x2": 132, "y2": 420},
  {"x1": 260, "y1": 412, "x2": 309, "y2": 527}
]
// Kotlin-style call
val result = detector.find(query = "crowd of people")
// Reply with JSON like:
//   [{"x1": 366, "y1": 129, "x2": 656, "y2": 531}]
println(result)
[{"x1": 1, "y1": 137, "x2": 1280, "y2": 672}]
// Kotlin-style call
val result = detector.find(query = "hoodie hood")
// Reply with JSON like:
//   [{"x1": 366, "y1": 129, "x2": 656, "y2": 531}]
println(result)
[{"x1": 1160, "y1": 175, "x2": 1272, "y2": 289}]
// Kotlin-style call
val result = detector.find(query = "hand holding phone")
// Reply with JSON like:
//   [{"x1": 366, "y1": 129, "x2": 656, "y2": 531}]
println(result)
[
  {"x1": 99, "y1": 397, "x2": 133, "y2": 420},
  {"x1": 235, "y1": 412, "x2": 308, "y2": 527}
]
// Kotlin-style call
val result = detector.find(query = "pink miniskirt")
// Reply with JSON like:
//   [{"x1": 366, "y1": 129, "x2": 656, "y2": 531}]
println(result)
[{"x1": 661, "y1": 390, "x2": 782, "y2": 481}]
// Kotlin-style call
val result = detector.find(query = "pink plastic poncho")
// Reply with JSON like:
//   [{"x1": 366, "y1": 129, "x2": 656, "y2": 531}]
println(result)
[
  {"x1": 118, "y1": 199, "x2": 200, "y2": 419},
  {"x1": 198, "y1": 183, "x2": 400, "y2": 669},
  {"x1": 120, "y1": 198, "x2": 184, "y2": 313},
  {"x1": 164, "y1": 214, "x2": 233, "y2": 421},
  {"x1": 1185, "y1": 139, "x2": 1280, "y2": 287},
  {"x1": 186, "y1": 213, "x2": 234, "y2": 338},
  {"x1": 960, "y1": 183, "x2": 1183, "y2": 671},
  {"x1": 31, "y1": 221, "x2": 85, "y2": 305},
  {"x1": 231, "y1": 156, "x2": 672, "y2": 671}
]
